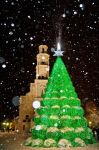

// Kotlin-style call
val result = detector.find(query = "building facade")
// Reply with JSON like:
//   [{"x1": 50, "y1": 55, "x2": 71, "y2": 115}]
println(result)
[{"x1": 18, "y1": 45, "x2": 50, "y2": 133}]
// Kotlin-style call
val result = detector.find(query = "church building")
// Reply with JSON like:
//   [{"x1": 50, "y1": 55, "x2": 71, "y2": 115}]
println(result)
[{"x1": 17, "y1": 45, "x2": 50, "y2": 133}]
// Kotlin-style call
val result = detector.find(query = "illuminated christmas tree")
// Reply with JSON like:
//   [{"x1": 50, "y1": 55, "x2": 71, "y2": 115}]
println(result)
[{"x1": 25, "y1": 48, "x2": 96, "y2": 148}]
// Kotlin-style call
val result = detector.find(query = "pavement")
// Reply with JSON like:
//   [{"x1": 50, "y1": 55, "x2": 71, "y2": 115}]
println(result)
[
  {"x1": 0, "y1": 132, "x2": 99, "y2": 150},
  {"x1": 0, "y1": 131, "x2": 28, "y2": 150}
]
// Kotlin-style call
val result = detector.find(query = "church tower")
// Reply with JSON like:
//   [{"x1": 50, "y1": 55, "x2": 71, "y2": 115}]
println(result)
[
  {"x1": 17, "y1": 45, "x2": 50, "y2": 133},
  {"x1": 36, "y1": 45, "x2": 49, "y2": 79},
  {"x1": 35, "y1": 45, "x2": 49, "y2": 98}
]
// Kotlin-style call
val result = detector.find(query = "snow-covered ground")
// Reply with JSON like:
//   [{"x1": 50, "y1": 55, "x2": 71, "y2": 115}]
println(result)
[{"x1": 0, "y1": 132, "x2": 99, "y2": 150}]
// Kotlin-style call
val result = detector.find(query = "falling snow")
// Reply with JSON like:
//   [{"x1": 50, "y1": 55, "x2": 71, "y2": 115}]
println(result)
[{"x1": 0, "y1": 0, "x2": 99, "y2": 121}]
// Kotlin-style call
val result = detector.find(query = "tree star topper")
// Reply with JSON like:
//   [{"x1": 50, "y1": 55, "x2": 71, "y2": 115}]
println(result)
[{"x1": 53, "y1": 42, "x2": 64, "y2": 56}]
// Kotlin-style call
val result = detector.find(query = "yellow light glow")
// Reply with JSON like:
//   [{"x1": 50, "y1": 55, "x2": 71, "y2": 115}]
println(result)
[
  {"x1": 6, "y1": 122, "x2": 9, "y2": 126},
  {"x1": 89, "y1": 121, "x2": 92, "y2": 125},
  {"x1": 3, "y1": 122, "x2": 6, "y2": 125}
]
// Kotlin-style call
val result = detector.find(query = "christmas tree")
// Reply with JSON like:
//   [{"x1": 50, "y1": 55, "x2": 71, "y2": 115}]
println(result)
[{"x1": 25, "y1": 56, "x2": 96, "y2": 148}]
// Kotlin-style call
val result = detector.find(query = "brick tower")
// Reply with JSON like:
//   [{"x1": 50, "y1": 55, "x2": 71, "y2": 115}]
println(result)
[{"x1": 18, "y1": 45, "x2": 50, "y2": 133}]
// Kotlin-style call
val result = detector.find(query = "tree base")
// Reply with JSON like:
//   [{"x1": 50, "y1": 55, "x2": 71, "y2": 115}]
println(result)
[{"x1": 23, "y1": 143, "x2": 99, "y2": 150}]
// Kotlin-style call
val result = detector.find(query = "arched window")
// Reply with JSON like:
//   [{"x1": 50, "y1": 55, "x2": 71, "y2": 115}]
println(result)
[
  {"x1": 25, "y1": 115, "x2": 29, "y2": 119},
  {"x1": 23, "y1": 125, "x2": 25, "y2": 130},
  {"x1": 42, "y1": 48, "x2": 44, "y2": 53}
]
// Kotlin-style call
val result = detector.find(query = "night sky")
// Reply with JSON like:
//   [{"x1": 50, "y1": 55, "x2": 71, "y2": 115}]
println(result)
[{"x1": 0, "y1": 0, "x2": 99, "y2": 121}]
